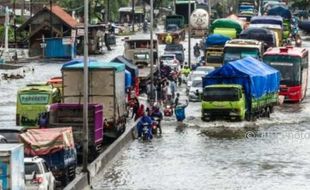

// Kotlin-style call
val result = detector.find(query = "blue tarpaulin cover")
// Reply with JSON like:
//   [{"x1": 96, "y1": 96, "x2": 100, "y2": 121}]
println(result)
[
  {"x1": 250, "y1": 16, "x2": 283, "y2": 27},
  {"x1": 125, "y1": 70, "x2": 132, "y2": 89},
  {"x1": 205, "y1": 34, "x2": 231, "y2": 47},
  {"x1": 267, "y1": 6, "x2": 291, "y2": 19},
  {"x1": 203, "y1": 57, "x2": 280, "y2": 99}
]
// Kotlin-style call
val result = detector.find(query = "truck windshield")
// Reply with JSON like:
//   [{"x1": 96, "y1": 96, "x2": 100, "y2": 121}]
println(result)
[
  {"x1": 224, "y1": 47, "x2": 259, "y2": 63},
  {"x1": 25, "y1": 163, "x2": 42, "y2": 175},
  {"x1": 19, "y1": 93, "x2": 50, "y2": 105},
  {"x1": 263, "y1": 55, "x2": 301, "y2": 86},
  {"x1": 203, "y1": 87, "x2": 240, "y2": 101},
  {"x1": 161, "y1": 56, "x2": 174, "y2": 60}
]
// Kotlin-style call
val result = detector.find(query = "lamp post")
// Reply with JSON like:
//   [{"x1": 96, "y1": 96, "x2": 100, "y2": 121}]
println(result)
[
  {"x1": 82, "y1": 0, "x2": 89, "y2": 174},
  {"x1": 188, "y1": 0, "x2": 192, "y2": 67},
  {"x1": 150, "y1": 0, "x2": 154, "y2": 100}
]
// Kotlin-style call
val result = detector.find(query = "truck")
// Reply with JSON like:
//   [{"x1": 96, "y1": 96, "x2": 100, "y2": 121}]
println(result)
[
  {"x1": 238, "y1": 0, "x2": 256, "y2": 15},
  {"x1": 223, "y1": 39, "x2": 264, "y2": 64},
  {"x1": 16, "y1": 83, "x2": 61, "y2": 127},
  {"x1": 209, "y1": 18, "x2": 243, "y2": 39},
  {"x1": 62, "y1": 60, "x2": 127, "y2": 139},
  {"x1": 204, "y1": 34, "x2": 231, "y2": 68},
  {"x1": 201, "y1": 57, "x2": 280, "y2": 121},
  {"x1": 190, "y1": 8, "x2": 209, "y2": 37},
  {"x1": 175, "y1": 0, "x2": 196, "y2": 24},
  {"x1": 0, "y1": 144, "x2": 25, "y2": 190},
  {"x1": 20, "y1": 127, "x2": 77, "y2": 186},
  {"x1": 239, "y1": 27, "x2": 277, "y2": 50},
  {"x1": 156, "y1": 15, "x2": 186, "y2": 44},
  {"x1": 45, "y1": 103, "x2": 104, "y2": 161}
]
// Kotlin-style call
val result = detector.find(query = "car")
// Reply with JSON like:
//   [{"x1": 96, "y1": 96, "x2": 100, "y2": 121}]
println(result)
[
  {"x1": 164, "y1": 44, "x2": 185, "y2": 64},
  {"x1": 160, "y1": 54, "x2": 180, "y2": 70},
  {"x1": 186, "y1": 71, "x2": 205, "y2": 94},
  {"x1": 188, "y1": 77, "x2": 203, "y2": 102},
  {"x1": 25, "y1": 157, "x2": 56, "y2": 190},
  {"x1": 0, "y1": 126, "x2": 26, "y2": 143},
  {"x1": 195, "y1": 66, "x2": 215, "y2": 74}
]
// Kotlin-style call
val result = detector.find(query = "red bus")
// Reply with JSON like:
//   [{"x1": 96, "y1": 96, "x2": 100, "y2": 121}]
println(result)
[{"x1": 263, "y1": 46, "x2": 308, "y2": 102}]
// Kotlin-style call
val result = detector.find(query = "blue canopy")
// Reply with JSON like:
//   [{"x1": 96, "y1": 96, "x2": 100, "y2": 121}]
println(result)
[
  {"x1": 62, "y1": 59, "x2": 125, "y2": 72},
  {"x1": 110, "y1": 56, "x2": 139, "y2": 79},
  {"x1": 250, "y1": 16, "x2": 283, "y2": 27},
  {"x1": 267, "y1": 6, "x2": 291, "y2": 19},
  {"x1": 205, "y1": 34, "x2": 231, "y2": 47},
  {"x1": 203, "y1": 57, "x2": 280, "y2": 99},
  {"x1": 125, "y1": 70, "x2": 132, "y2": 89}
]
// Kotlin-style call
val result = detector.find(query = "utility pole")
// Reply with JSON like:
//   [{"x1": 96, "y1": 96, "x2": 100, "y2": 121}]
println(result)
[
  {"x1": 14, "y1": 0, "x2": 17, "y2": 63},
  {"x1": 150, "y1": 0, "x2": 154, "y2": 100},
  {"x1": 208, "y1": 0, "x2": 212, "y2": 27},
  {"x1": 82, "y1": 0, "x2": 89, "y2": 174},
  {"x1": 132, "y1": 0, "x2": 135, "y2": 32},
  {"x1": 50, "y1": 0, "x2": 53, "y2": 37},
  {"x1": 188, "y1": 0, "x2": 192, "y2": 67},
  {"x1": 4, "y1": 6, "x2": 9, "y2": 54},
  {"x1": 173, "y1": 0, "x2": 176, "y2": 14}
]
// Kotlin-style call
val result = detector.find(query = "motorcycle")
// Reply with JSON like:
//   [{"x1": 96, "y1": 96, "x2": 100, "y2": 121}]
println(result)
[
  {"x1": 164, "y1": 104, "x2": 173, "y2": 117},
  {"x1": 151, "y1": 117, "x2": 162, "y2": 135},
  {"x1": 141, "y1": 122, "x2": 152, "y2": 141}
]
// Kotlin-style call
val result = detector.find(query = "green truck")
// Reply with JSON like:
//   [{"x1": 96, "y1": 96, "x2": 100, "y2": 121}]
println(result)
[
  {"x1": 16, "y1": 83, "x2": 61, "y2": 127},
  {"x1": 209, "y1": 18, "x2": 243, "y2": 39},
  {"x1": 201, "y1": 57, "x2": 280, "y2": 121}
]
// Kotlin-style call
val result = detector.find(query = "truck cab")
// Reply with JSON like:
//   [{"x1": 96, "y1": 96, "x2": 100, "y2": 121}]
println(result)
[
  {"x1": 16, "y1": 83, "x2": 61, "y2": 127},
  {"x1": 202, "y1": 84, "x2": 246, "y2": 121},
  {"x1": 223, "y1": 39, "x2": 264, "y2": 64}
]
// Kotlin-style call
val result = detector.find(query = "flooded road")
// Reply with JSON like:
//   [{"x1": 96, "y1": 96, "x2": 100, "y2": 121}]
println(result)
[{"x1": 1, "y1": 31, "x2": 310, "y2": 189}]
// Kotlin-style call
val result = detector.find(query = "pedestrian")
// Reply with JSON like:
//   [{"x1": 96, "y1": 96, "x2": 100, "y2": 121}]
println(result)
[
  {"x1": 156, "y1": 80, "x2": 162, "y2": 104},
  {"x1": 174, "y1": 93, "x2": 180, "y2": 107},
  {"x1": 169, "y1": 80, "x2": 177, "y2": 99},
  {"x1": 135, "y1": 104, "x2": 145, "y2": 121},
  {"x1": 131, "y1": 97, "x2": 140, "y2": 119},
  {"x1": 104, "y1": 32, "x2": 112, "y2": 51},
  {"x1": 175, "y1": 100, "x2": 189, "y2": 128}
]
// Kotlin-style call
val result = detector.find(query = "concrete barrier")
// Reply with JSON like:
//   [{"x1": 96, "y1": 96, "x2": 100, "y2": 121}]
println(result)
[
  {"x1": 65, "y1": 120, "x2": 137, "y2": 190},
  {"x1": 63, "y1": 173, "x2": 89, "y2": 190}
]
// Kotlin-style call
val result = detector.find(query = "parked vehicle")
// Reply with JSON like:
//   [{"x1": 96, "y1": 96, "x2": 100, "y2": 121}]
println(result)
[
  {"x1": 160, "y1": 53, "x2": 180, "y2": 70},
  {"x1": 210, "y1": 18, "x2": 243, "y2": 39},
  {"x1": 16, "y1": 83, "x2": 61, "y2": 127},
  {"x1": 188, "y1": 77, "x2": 203, "y2": 102},
  {"x1": 186, "y1": 71, "x2": 205, "y2": 95},
  {"x1": 263, "y1": 46, "x2": 309, "y2": 102},
  {"x1": 250, "y1": 16, "x2": 283, "y2": 46},
  {"x1": 24, "y1": 157, "x2": 56, "y2": 190},
  {"x1": 204, "y1": 34, "x2": 231, "y2": 68},
  {"x1": 45, "y1": 103, "x2": 103, "y2": 161},
  {"x1": 239, "y1": 27, "x2": 277, "y2": 50},
  {"x1": 195, "y1": 66, "x2": 215, "y2": 74},
  {"x1": 62, "y1": 60, "x2": 127, "y2": 138},
  {"x1": 267, "y1": 5, "x2": 292, "y2": 40},
  {"x1": 0, "y1": 144, "x2": 25, "y2": 190},
  {"x1": 202, "y1": 57, "x2": 280, "y2": 121},
  {"x1": 0, "y1": 126, "x2": 25, "y2": 143},
  {"x1": 156, "y1": 15, "x2": 186, "y2": 44},
  {"x1": 190, "y1": 9, "x2": 209, "y2": 37},
  {"x1": 223, "y1": 39, "x2": 264, "y2": 64},
  {"x1": 20, "y1": 127, "x2": 77, "y2": 186},
  {"x1": 164, "y1": 44, "x2": 185, "y2": 64}
]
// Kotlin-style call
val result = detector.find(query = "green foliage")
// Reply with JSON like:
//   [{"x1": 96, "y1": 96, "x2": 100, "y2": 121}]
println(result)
[{"x1": 0, "y1": 26, "x2": 15, "y2": 42}]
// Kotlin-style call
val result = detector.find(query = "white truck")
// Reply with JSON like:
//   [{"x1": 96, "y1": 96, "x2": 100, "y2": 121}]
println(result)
[
  {"x1": 0, "y1": 144, "x2": 25, "y2": 190},
  {"x1": 190, "y1": 8, "x2": 209, "y2": 37},
  {"x1": 61, "y1": 61, "x2": 127, "y2": 138}
]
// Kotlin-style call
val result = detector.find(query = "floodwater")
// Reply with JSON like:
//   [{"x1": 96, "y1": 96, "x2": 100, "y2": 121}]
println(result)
[{"x1": 1, "y1": 31, "x2": 310, "y2": 190}]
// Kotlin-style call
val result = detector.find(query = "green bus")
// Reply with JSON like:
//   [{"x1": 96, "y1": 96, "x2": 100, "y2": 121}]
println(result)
[{"x1": 16, "y1": 83, "x2": 61, "y2": 127}]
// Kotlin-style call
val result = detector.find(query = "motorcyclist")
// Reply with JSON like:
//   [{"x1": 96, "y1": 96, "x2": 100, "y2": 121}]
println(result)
[
  {"x1": 136, "y1": 112, "x2": 153, "y2": 139},
  {"x1": 150, "y1": 104, "x2": 163, "y2": 134},
  {"x1": 194, "y1": 43, "x2": 200, "y2": 57},
  {"x1": 143, "y1": 20, "x2": 148, "y2": 33}
]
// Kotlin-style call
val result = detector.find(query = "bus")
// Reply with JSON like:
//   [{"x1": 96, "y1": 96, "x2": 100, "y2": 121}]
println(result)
[
  {"x1": 263, "y1": 46, "x2": 308, "y2": 102},
  {"x1": 16, "y1": 83, "x2": 61, "y2": 127}
]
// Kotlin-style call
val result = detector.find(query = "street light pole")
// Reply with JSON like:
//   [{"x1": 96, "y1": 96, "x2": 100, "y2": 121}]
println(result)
[
  {"x1": 82, "y1": 0, "x2": 89, "y2": 173},
  {"x1": 188, "y1": 0, "x2": 191, "y2": 67},
  {"x1": 150, "y1": 0, "x2": 154, "y2": 100}
]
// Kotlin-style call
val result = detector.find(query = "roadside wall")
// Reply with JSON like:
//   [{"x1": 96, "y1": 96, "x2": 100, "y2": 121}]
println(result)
[{"x1": 64, "y1": 120, "x2": 137, "y2": 190}]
